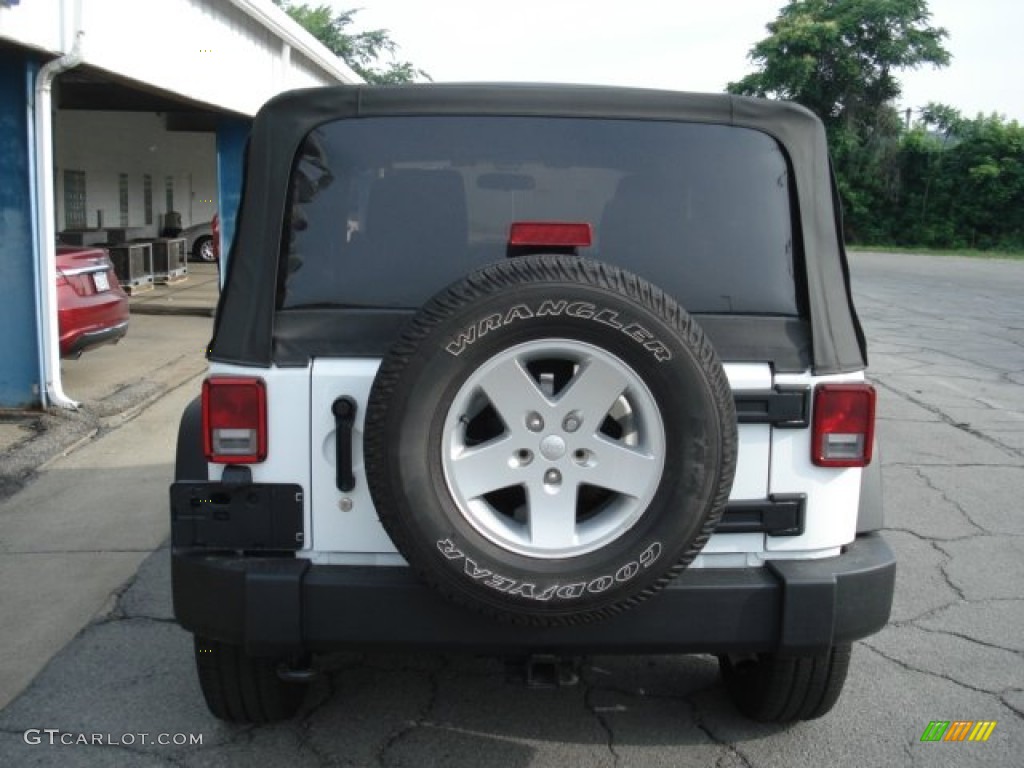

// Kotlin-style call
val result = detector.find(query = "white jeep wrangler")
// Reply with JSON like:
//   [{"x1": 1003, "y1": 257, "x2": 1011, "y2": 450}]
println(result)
[{"x1": 171, "y1": 83, "x2": 894, "y2": 724}]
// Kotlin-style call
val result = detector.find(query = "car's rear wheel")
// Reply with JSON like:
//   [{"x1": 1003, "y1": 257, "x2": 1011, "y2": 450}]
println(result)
[
  {"x1": 193, "y1": 236, "x2": 215, "y2": 262},
  {"x1": 193, "y1": 635, "x2": 307, "y2": 723},
  {"x1": 717, "y1": 644, "x2": 852, "y2": 722},
  {"x1": 365, "y1": 254, "x2": 737, "y2": 626}
]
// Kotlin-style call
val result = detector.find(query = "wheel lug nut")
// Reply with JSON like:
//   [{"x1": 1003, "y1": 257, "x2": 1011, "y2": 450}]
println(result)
[
  {"x1": 544, "y1": 469, "x2": 562, "y2": 485},
  {"x1": 526, "y1": 412, "x2": 544, "y2": 432},
  {"x1": 562, "y1": 412, "x2": 582, "y2": 433}
]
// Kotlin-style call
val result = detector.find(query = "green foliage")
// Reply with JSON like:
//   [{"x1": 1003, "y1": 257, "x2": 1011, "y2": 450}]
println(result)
[
  {"x1": 272, "y1": 1, "x2": 428, "y2": 84},
  {"x1": 727, "y1": 1, "x2": 1024, "y2": 250},
  {"x1": 891, "y1": 110, "x2": 1024, "y2": 250}
]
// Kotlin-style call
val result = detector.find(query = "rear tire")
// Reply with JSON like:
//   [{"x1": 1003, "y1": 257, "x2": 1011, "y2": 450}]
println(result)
[
  {"x1": 193, "y1": 236, "x2": 215, "y2": 262},
  {"x1": 193, "y1": 635, "x2": 307, "y2": 723},
  {"x1": 717, "y1": 644, "x2": 851, "y2": 722},
  {"x1": 365, "y1": 254, "x2": 736, "y2": 626}
]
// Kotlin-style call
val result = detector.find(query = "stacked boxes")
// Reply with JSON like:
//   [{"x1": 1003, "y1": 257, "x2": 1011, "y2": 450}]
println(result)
[
  {"x1": 107, "y1": 242, "x2": 154, "y2": 294},
  {"x1": 150, "y1": 238, "x2": 188, "y2": 284}
]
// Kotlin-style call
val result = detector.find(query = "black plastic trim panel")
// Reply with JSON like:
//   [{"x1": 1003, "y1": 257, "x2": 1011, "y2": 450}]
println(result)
[
  {"x1": 734, "y1": 388, "x2": 810, "y2": 428},
  {"x1": 172, "y1": 534, "x2": 895, "y2": 656},
  {"x1": 718, "y1": 495, "x2": 805, "y2": 536},
  {"x1": 62, "y1": 321, "x2": 128, "y2": 358},
  {"x1": 171, "y1": 482, "x2": 304, "y2": 550}
]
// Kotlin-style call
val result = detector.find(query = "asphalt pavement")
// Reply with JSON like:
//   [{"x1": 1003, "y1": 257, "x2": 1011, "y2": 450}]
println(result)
[
  {"x1": 0, "y1": 253, "x2": 1021, "y2": 767},
  {"x1": 0, "y1": 265, "x2": 217, "y2": 707}
]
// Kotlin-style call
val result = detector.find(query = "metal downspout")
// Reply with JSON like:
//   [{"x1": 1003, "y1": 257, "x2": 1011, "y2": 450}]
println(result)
[{"x1": 33, "y1": 9, "x2": 83, "y2": 410}]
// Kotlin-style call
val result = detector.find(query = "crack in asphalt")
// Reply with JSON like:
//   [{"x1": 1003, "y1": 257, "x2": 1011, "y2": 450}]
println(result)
[
  {"x1": 911, "y1": 467, "x2": 989, "y2": 535},
  {"x1": 909, "y1": 623, "x2": 1024, "y2": 657},
  {"x1": 883, "y1": 525, "x2": 979, "y2": 544},
  {"x1": 376, "y1": 662, "x2": 443, "y2": 767},
  {"x1": 861, "y1": 641, "x2": 1009, "y2": 697},
  {"x1": 906, "y1": 343, "x2": 1024, "y2": 376},
  {"x1": 683, "y1": 687, "x2": 755, "y2": 768},
  {"x1": 874, "y1": 379, "x2": 1024, "y2": 459},
  {"x1": 582, "y1": 677, "x2": 622, "y2": 768},
  {"x1": 91, "y1": 613, "x2": 179, "y2": 629},
  {"x1": 930, "y1": 542, "x2": 970, "y2": 602},
  {"x1": 879, "y1": 526, "x2": 973, "y2": 606},
  {"x1": 901, "y1": 740, "x2": 918, "y2": 766},
  {"x1": 294, "y1": 657, "x2": 380, "y2": 767},
  {"x1": 887, "y1": 595, "x2": 961, "y2": 626},
  {"x1": 1000, "y1": 692, "x2": 1024, "y2": 720}
]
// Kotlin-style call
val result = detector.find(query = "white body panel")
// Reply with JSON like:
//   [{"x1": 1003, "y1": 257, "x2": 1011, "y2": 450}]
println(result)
[
  {"x1": 722, "y1": 364, "x2": 773, "y2": 503},
  {"x1": 204, "y1": 360, "x2": 865, "y2": 566},
  {"x1": 301, "y1": 360, "x2": 795, "y2": 564},
  {"x1": 766, "y1": 370, "x2": 866, "y2": 552},
  {"x1": 309, "y1": 359, "x2": 395, "y2": 555}
]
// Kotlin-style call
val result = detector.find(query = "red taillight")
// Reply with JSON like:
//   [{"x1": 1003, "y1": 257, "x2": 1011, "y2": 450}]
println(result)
[
  {"x1": 202, "y1": 377, "x2": 267, "y2": 463},
  {"x1": 211, "y1": 213, "x2": 220, "y2": 259},
  {"x1": 508, "y1": 221, "x2": 593, "y2": 248},
  {"x1": 812, "y1": 383, "x2": 876, "y2": 467}
]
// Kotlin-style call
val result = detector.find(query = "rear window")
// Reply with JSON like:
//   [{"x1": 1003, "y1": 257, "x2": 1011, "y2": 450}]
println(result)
[{"x1": 281, "y1": 116, "x2": 799, "y2": 315}]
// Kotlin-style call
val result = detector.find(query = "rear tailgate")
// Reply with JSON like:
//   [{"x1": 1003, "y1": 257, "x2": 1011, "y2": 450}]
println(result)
[{"x1": 307, "y1": 360, "x2": 779, "y2": 560}]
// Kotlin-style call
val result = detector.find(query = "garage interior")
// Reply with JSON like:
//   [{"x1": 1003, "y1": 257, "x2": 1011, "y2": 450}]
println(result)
[{"x1": 55, "y1": 67, "x2": 220, "y2": 247}]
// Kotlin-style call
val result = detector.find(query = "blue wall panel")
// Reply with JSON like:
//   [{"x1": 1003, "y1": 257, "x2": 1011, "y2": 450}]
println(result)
[
  {"x1": 215, "y1": 118, "x2": 250, "y2": 278},
  {"x1": 0, "y1": 52, "x2": 41, "y2": 407}
]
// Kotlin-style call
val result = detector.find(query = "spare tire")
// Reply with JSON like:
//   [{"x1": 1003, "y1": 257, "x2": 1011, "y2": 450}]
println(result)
[{"x1": 365, "y1": 255, "x2": 736, "y2": 625}]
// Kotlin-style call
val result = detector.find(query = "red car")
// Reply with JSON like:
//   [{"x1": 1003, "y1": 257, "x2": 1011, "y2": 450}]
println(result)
[{"x1": 57, "y1": 245, "x2": 129, "y2": 358}]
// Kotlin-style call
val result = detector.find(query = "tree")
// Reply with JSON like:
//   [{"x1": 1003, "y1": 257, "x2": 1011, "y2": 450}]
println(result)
[
  {"x1": 272, "y1": 1, "x2": 428, "y2": 84},
  {"x1": 880, "y1": 109, "x2": 1024, "y2": 250},
  {"x1": 728, "y1": 0, "x2": 949, "y2": 134},
  {"x1": 728, "y1": 1, "x2": 951, "y2": 243}
]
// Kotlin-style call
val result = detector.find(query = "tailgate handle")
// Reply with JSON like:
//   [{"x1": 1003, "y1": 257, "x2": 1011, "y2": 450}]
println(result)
[{"x1": 332, "y1": 397, "x2": 357, "y2": 492}]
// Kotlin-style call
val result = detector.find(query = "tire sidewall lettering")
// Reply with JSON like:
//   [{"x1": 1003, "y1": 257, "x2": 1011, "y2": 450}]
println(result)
[
  {"x1": 437, "y1": 538, "x2": 663, "y2": 603},
  {"x1": 615, "y1": 561, "x2": 640, "y2": 582},
  {"x1": 444, "y1": 298, "x2": 672, "y2": 362}
]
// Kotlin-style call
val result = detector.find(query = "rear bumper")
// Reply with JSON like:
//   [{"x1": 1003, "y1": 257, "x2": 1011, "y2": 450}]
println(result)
[
  {"x1": 171, "y1": 533, "x2": 895, "y2": 657},
  {"x1": 58, "y1": 282, "x2": 130, "y2": 357},
  {"x1": 60, "y1": 320, "x2": 128, "y2": 358}
]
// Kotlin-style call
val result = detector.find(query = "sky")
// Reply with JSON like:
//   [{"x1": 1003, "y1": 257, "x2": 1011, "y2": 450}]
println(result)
[{"x1": 351, "y1": 0, "x2": 1023, "y2": 123}]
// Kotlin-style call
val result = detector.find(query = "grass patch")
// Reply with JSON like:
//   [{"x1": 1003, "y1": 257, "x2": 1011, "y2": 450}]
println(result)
[{"x1": 848, "y1": 245, "x2": 1024, "y2": 260}]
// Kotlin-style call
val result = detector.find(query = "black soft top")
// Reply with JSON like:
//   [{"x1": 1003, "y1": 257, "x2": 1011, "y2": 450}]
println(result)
[{"x1": 210, "y1": 83, "x2": 866, "y2": 374}]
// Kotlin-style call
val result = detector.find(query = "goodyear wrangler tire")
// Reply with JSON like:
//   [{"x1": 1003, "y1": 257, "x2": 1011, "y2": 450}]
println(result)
[
  {"x1": 194, "y1": 636, "x2": 307, "y2": 723},
  {"x1": 365, "y1": 255, "x2": 737, "y2": 625},
  {"x1": 717, "y1": 644, "x2": 852, "y2": 722}
]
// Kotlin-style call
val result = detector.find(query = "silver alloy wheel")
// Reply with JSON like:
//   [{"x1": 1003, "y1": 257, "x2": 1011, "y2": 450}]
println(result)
[
  {"x1": 199, "y1": 237, "x2": 216, "y2": 262},
  {"x1": 441, "y1": 339, "x2": 666, "y2": 559}
]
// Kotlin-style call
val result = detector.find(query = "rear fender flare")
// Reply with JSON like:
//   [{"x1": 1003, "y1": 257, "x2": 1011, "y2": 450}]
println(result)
[
  {"x1": 175, "y1": 396, "x2": 207, "y2": 482},
  {"x1": 856, "y1": 439, "x2": 883, "y2": 533}
]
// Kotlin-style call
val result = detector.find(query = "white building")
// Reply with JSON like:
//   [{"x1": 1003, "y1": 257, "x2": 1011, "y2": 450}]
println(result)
[{"x1": 0, "y1": 0, "x2": 360, "y2": 408}]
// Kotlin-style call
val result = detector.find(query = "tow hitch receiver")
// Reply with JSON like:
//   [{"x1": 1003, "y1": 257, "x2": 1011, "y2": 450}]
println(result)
[{"x1": 507, "y1": 654, "x2": 581, "y2": 688}]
